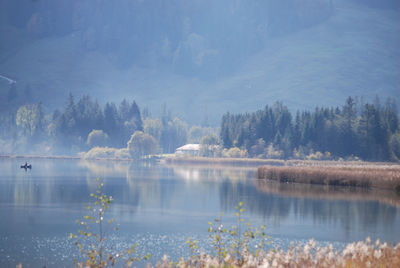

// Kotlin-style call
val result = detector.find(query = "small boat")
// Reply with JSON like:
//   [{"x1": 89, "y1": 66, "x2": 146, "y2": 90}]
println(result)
[{"x1": 20, "y1": 162, "x2": 32, "y2": 169}]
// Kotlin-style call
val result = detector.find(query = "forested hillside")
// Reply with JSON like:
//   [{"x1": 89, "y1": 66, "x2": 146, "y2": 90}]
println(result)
[
  {"x1": 0, "y1": 0, "x2": 398, "y2": 124},
  {"x1": 220, "y1": 97, "x2": 400, "y2": 161}
]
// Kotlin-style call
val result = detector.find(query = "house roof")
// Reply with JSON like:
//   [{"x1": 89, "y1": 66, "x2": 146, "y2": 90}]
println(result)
[{"x1": 176, "y1": 144, "x2": 200, "y2": 151}]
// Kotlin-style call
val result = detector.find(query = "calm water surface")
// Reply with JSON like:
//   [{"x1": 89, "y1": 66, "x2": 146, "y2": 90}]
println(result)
[{"x1": 0, "y1": 158, "x2": 399, "y2": 267}]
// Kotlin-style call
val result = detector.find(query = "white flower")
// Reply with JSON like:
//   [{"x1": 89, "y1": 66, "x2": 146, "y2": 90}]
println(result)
[
  {"x1": 162, "y1": 254, "x2": 168, "y2": 262},
  {"x1": 373, "y1": 249, "x2": 382, "y2": 259},
  {"x1": 343, "y1": 243, "x2": 355, "y2": 256},
  {"x1": 224, "y1": 254, "x2": 230, "y2": 261},
  {"x1": 328, "y1": 251, "x2": 334, "y2": 260},
  {"x1": 304, "y1": 244, "x2": 311, "y2": 254},
  {"x1": 309, "y1": 239, "x2": 316, "y2": 249}
]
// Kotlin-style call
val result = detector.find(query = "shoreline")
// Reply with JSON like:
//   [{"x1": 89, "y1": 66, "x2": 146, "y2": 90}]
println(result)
[
  {"x1": 163, "y1": 156, "x2": 400, "y2": 167},
  {"x1": 3, "y1": 154, "x2": 400, "y2": 193},
  {"x1": 0, "y1": 154, "x2": 81, "y2": 160},
  {"x1": 2, "y1": 154, "x2": 399, "y2": 166},
  {"x1": 0, "y1": 154, "x2": 135, "y2": 162},
  {"x1": 163, "y1": 156, "x2": 286, "y2": 166}
]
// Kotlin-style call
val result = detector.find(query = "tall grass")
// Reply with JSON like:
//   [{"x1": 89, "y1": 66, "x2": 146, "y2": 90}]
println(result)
[
  {"x1": 154, "y1": 238, "x2": 400, "y2": 267},
  {"x1": 257, "y1": 165, "x2": 400, "y2": 192}
]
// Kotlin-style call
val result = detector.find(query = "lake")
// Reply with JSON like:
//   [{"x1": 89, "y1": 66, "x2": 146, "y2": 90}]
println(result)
[{"x1": 0, "y1": 158, "x2": 399, "y2": 267}]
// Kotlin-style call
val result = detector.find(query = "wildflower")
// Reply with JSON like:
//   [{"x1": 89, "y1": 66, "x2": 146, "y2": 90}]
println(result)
[
  {"x1": 343, "y1": 243, "x2": 355, "y2": 256},
  {"x1": 373, "y1": 249, "x2": 382, "y2": 259},
  {"x1": 309, "y1": 239, "x2": 316, "y2": 249},
  {"x1": 284, "y1": 253, "x2": 291, "y2": 264},
  {"x1": 328, "y1": 251, "x2": 334, "y2": 260},
  {"x1": 224, "y1": 254, "x2": 231, "y2": 263},
  {"x1": 304, "y1": 244, "x2": 311, "y2": 255}
]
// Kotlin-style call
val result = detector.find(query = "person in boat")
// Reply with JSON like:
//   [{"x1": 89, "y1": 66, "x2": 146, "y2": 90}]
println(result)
[{"x1": 21, "y1": 162, "x2": 32, "y2": 169}]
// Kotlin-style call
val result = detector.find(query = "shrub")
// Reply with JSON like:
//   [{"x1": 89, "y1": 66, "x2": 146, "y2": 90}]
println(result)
[
  {"x1": 223, "y1": 147, "x2": 248, "y2": 158},
  {"x1": 184, "y1": 202, "x2": 269, "y2": 267},
  {"x1": 83, "y1": 147, "x2": 130, "y2": 160},
  {"x1": 127, "y1": 131, "x2": 159, "y2": 159},
  {"x1": 87, "y1": 130, "x2": 109, "y2": 148},
  {"x1": 70, "y1": 178, "x2": 150, "y2": 267}
]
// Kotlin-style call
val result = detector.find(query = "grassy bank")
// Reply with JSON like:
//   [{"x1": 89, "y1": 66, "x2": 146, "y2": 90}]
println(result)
[
  {"x1": 164, "y1": 156, "x2": 400, "y2": 167},
  {"x1": 164, "y1": 156, "x2": 285, "y2": 166},
  {"x1": 0, "y1": 154, "x2": 81, "y2": 160},
  {"x1": 257, "y1": 165, "x2": 400, "y2": 192}
]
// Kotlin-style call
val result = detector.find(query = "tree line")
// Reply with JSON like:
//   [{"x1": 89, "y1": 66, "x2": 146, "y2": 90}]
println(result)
[
  {"x1": 0, "y1": 91, "x2": 213, "y2": 156},
  {"x1": 220, "y1": 97, "x2": 400, "y2": 161},
  {"x1": 1, "y1": 90, "x2": 399, "y2": 161}
]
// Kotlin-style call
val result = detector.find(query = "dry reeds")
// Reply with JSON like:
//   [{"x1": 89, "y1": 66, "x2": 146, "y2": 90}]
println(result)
[
  {"x1": 257, "y1": 165, "x2": 400, "y2": 192},
  {"x1": 154, "y1": 238, "x2": 400, "y2": 268}
]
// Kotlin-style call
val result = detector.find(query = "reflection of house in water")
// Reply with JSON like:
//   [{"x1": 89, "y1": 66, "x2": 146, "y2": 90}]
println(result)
[{"x1": 175, "y1": 144, "x2": 200, "y2": 156}]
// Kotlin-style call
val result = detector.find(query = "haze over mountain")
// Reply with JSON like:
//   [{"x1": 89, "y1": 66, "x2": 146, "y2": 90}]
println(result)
[{"x1": 0, "y1": 0, "x2": 399, "y2": 125}]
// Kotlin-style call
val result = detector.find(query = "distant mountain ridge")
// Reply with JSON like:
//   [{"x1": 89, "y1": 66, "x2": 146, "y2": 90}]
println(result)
[{"x1": 0, "y1": 0, "x2": 399, "y2": 124}]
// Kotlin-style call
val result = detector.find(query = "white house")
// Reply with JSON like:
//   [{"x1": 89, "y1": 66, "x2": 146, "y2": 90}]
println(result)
[{"x1": 175, "y1": 144, "x2": 200, "y2": 156}]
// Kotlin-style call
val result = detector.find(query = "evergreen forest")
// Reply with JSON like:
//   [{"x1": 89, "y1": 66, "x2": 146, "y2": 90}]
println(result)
[{"x1": 1, "y1": 89, "x2": 399, "y2": 162}]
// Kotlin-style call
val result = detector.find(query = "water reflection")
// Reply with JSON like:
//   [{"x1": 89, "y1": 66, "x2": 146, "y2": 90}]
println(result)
[
  {"x1": 1, "y1": 159, "x2": 400, "y2": 267},
  {"x1": 1, "y1": 159, "x2": 400, "y2": 241}
]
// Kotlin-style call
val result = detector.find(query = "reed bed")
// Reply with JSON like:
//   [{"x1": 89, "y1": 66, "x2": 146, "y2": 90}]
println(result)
[
  {"x1": 257, "y1": 165, "x2": 400, "y2": 192},
  {"x1": 154, "y1": 238, "x2": 400, "y2": 268},
  {"x1": 285, "y1": 159, "x2": 400, "y2": 167}
]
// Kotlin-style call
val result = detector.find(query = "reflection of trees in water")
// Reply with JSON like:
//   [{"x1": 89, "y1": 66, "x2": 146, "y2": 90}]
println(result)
[
  {"x1": 219, "y1": 180, "x2": 292, "y2": 222},
  {"x1": 3, "y1": 160, "x2": 398, "y2": 234},
  {"x1": 5, "y1": 161, "x2": 165, "y2": 210},
  {"x1": 255, "y1": 180, "x2": 399, "y2": 228},
  {"x1": 218, "y1": 178, "x2": 398, "y2": 232},
  {"x1": 79, "y1": 160, "x2": 131, "y2": 177},
  {"x1": 124, "y1": 164, "x2": 177, "y2": 212},
  {"x1": 171, "y1": 165, "x2": 255, "y2": 182}
]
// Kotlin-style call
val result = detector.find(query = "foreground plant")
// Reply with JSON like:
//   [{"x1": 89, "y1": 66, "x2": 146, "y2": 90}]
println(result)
[
  {"x1": 157, "y1": 237, "x2": 400, "y2": 267},
  {"x1": 174, "y1": 203, "x2": 400, "y2": 267},
  {"x1": 70, "y1": 178, "x2": 150, "y2": 267},
  {"x1": 189, "y1": 202, "x2": 270, "y2": 267}
]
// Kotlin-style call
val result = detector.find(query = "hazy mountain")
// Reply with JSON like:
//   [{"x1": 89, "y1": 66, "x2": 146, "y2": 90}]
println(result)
[{"x1": 0, "y1": 0, "x2": 399, "y2": 125}]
